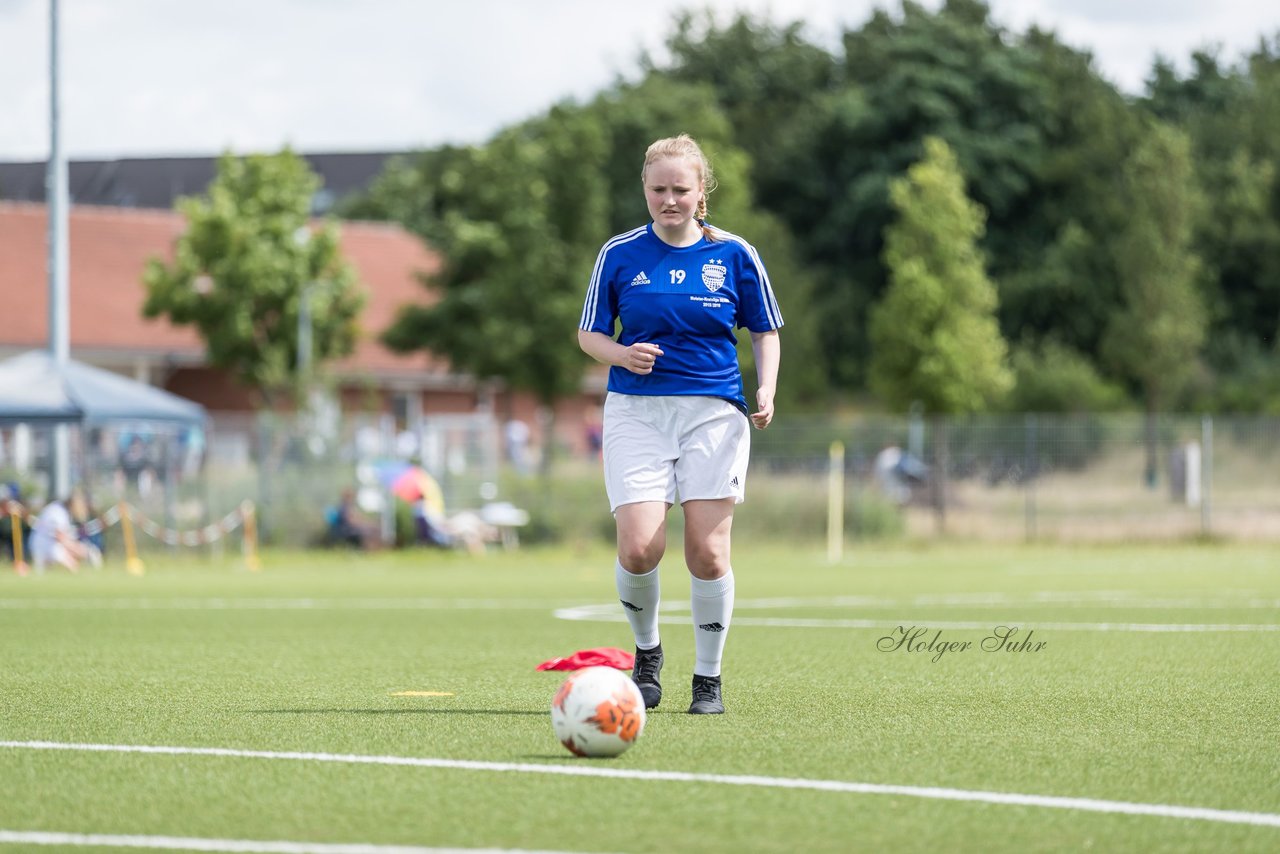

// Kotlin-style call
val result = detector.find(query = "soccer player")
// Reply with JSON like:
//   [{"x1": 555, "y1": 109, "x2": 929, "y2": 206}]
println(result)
[{"x1": 578, "y1": 134, "x2": 783, "y2": 715}]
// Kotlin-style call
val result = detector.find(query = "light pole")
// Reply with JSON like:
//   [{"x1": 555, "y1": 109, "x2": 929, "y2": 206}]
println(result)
[
  {"x1": 47, "y1": 0, "x2": 72, "y2": 499},
  {"x1": 297, "y1": 282, "x2": 314, "y2": 380},
  {"x1": 293, "y1": 226, "x2": 316, "y2": 388}
]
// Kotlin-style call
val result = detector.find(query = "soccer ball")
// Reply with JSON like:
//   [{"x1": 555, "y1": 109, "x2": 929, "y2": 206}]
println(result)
[{"x1": 550, "y1": 666, "x2": 646, "y2": 758}]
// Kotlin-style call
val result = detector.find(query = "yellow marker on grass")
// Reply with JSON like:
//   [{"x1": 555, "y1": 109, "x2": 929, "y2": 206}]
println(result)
[
  {"x1": 10, "y1": 509, "x2": 29, "y2": 576},
  {"x1": 119, "y1": 503, "x2": 145, "y2": 576}
]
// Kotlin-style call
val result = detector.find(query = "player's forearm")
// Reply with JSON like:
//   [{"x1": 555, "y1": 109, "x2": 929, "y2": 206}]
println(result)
[
  {"x1": 750, "y1": 330, "x2": 780, "y2": 394},
  {"x1": 577, "y1": 329, "x2": 626, "y2": 367}
]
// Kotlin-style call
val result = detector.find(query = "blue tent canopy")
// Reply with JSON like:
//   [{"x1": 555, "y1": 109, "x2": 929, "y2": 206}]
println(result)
[{"x1": 0, "y1": 350, "x2": 206, "y2": 426}]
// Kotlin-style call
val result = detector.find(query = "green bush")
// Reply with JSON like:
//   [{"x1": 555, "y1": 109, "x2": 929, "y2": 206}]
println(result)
[
  {"x1": 1005, "y1": 341, "x2": 1131, "y2": 414},
  {"x1": 736, "y1": 476, "x2": 904, "y2": 542},
  {"x1": 1186, "y1": 334, "x2": 1280, "y2": 414},
  {"x1": 500, "y1": 471, "x2": 614, "y2": 547}
]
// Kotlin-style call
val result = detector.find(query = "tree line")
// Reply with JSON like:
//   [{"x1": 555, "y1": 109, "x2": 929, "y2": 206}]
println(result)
[{"x1": 148, "y1": 0, "x2": 1280, "y2": 420}]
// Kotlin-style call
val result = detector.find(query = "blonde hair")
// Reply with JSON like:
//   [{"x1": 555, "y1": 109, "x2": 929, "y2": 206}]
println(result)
[{"x1": 641, "y1": 134, "x2": 719, "y2": 239}]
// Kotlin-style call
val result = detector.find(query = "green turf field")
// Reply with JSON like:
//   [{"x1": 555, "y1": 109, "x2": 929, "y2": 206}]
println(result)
[{"x1": 2, "y1": 543, "x2": 1279, "y2": 853}]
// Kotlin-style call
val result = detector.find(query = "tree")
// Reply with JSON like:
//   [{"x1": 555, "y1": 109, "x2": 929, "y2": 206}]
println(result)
[
  {"x1": 764, "y1": 0, "x2": 1055, "y2": 388},
  {"x1": 996, "y1": 26, "x2": 1143, "y2": 362},
  {"x1": 143, "y1": 150, "x2": 364, "y2": 407},
  {"x1": 1101, "y1": 122, "x2": 1206, "y2": 486},
  {"x1": 869, "y1": 137, "x2": 1011, "y2": 413},
  {"x1": 1004, "y1": 340, "x2": 1129, "y2": 414},
  {"x1": 1143, "y1": 44, "x2": 1280, "y2": 407},
  {"x1": 338, "y1": 146, "x2": 472, "y2": 238},
  {"x1": 653, "y1": 10, "x2": 838, "y2": 192},
  {"x1": 868, "y1": 137, "x2": 1012, "y2": 528},
  {"x1": 381, "y1": 105, "x2": 611, "y2": 466}
]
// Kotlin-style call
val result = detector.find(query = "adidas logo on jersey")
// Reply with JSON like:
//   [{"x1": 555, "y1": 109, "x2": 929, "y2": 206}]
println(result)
[{"x1": 629, "y1": 271, "x2": 651, "y2": 287}]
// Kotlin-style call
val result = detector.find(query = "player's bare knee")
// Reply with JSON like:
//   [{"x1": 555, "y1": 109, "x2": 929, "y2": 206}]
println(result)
[
  {"x1": 618, "y1": 537, "x2": 664, "y2": 573},
  {"x1": 685, "y1": 542, "x2": 730, "y2": 579}
]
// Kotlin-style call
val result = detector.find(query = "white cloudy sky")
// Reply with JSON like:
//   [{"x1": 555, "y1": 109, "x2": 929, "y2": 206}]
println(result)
[{"x1": 1, "y1": 0, "x2": 1278, "y2": 160}]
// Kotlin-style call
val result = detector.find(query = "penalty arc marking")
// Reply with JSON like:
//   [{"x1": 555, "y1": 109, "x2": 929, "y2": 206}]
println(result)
[{"x1": 1, "y1": 741, "x2": 1278, "y2": 830}]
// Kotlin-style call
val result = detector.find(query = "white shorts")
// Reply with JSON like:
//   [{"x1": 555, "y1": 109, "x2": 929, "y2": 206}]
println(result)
[
  {"x1": 32, "y1": 540, "x2": 72, "y2": 571},
  {"x1": 602, "y1": 392, "x2": 750, "y2": 512}
]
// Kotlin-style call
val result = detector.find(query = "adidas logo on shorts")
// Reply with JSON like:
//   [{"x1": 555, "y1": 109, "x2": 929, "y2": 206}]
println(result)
[{"x1": 630, "y1": 271, "x2": 651, "y2": 287}]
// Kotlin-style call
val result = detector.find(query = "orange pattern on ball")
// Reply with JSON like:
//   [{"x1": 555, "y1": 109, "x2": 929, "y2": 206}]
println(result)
[
  {"x1": 552, "y1": 674, "x2": 577, "y2": 712},
  {"x1": 588, "y1": 688, "x2": 642, "y2": 742}
]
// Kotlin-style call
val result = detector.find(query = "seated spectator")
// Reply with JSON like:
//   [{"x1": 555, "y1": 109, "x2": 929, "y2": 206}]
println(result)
[
  {"x1": 68, "y1": 488, "x2": 105, "y2": 565},
  {"x1": 325, "y1": 488, "x2": 370, "y2": 549},
  {"x1": 413, "y1": 498, "x2": 453, "y2": 549},
  {"x1": 31, "y1": 496, "x2": 94, "y2": 573},
  {"x1": 404, "y1": 476, "x2": 499, "y2": 555},
  {"x1": 439, "y1": 510, "x2": 497, "y2": 556}
]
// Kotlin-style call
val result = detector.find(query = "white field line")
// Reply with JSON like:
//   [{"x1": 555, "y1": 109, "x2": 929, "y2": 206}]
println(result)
[
  {"x1": 3, "y1": 592, "x2": 1277, "y2": 612},
  {"x1": 729, "y1": 618, "x2": 1280, "y2": 632},
  {"x1": 4, "y1": 593, "x2": 1276, "y2": 631},
  {"x1": 2, "y1": 741, "x2": 1279, "y2": 831},
  {"x1": 742, "y1": 592, "x2": 1280, "y2": 609},
  {"x1": 0, "y1": 830, "x2": 571, "y2": 853},
  {"x1": 553, "y1": 597, "x2": 1280, "y2": 632},
  {"x1": 0, "y1": 598, "x2": 565, "y2": 611}
]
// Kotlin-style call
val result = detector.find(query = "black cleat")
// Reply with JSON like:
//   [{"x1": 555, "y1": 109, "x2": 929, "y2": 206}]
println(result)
[
  {"x1": 688, "y1": 674, "x2": 724, "y2": 714},
  {"x1": 632, "y1": 644, "x2": 664, "y2": 709}
]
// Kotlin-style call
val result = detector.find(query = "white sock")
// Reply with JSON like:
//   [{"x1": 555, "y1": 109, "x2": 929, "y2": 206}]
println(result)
[
  {"x1": 616, "y1": 561, "x2": 661, "y2": 650},
  {"x1": 690, "y1": 570, "x2": 734, "y2": 677}
]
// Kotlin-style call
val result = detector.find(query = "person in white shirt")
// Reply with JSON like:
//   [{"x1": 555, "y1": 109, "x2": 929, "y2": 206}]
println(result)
[{"x1": 31, "y1": 497, "x2": 90, "y2": 573}]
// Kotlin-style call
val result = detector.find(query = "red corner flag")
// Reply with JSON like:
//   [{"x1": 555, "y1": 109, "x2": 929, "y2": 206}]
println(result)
[{"x1": 536, "y1": 647, "x2": 635, "y2": 671}]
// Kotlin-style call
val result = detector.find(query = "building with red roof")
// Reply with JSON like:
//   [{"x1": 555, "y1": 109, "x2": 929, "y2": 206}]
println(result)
[{"x1": 0, "y1": 202, "x2": 603, "y2": 458}]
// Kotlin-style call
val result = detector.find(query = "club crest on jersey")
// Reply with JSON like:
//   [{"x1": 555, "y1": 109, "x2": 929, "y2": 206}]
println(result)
[{"x1": 701, "y1": 261, "x2": 727, "y2": 292}]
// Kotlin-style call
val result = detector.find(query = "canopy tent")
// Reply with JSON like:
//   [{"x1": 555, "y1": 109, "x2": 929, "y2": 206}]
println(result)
[{"x1": 0, "y1": 350, "x2": 206, "y2": 426}]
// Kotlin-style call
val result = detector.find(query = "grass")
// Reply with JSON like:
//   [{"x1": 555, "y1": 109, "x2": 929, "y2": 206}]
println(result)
[{"x1": 2, "y1": 542, "x2": 1279, "y2": 853}]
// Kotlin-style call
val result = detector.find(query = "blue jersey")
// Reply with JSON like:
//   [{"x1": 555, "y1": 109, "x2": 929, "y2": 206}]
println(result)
[{"x1": 579, "y1": 223, "x2": 783, "y2": 411}]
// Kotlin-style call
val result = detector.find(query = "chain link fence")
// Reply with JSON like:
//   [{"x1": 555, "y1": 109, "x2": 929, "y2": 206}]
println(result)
[
  {"x1": 199, "y1": 410, "x2": 503, "y2": 547},
  {"x1": 750, "y1": 413, "x2": 1280, "y2": 542},
  {"x1": 1, "y1": 410, "x2": 503, "y2": 552},
  {"x1": 4, "y1": 412, "x2": 1279, "y2": 552}
]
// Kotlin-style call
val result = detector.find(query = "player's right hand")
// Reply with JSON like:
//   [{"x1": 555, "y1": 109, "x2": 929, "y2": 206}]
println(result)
[{"x1": 622, "y1": 343, "x2": 664, "y2": 375}]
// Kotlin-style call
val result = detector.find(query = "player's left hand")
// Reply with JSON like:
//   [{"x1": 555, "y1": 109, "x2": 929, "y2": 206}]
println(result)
[{"x1": 751, "y1": 388, "x2": 774, "y2": 430}]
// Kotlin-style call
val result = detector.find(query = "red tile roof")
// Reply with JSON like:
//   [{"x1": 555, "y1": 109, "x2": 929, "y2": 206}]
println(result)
[{"x1": 0, "y1": 201, "x2": 449, "y2": 379}]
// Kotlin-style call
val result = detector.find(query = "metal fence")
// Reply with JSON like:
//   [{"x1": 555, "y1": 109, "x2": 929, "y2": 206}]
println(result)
[
  {"x1": 3, "y1": 412, "x2": 1279, "y2": 552},
  {"x1": 750, "y1": 413, "x2": 1280, "y2": 542},
  {"x1": 0, "y1": 410, "x2": 503, "y2": 551},
  {"x1": 201, "y1": 410, "x2": 504, "y2": 547}
]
